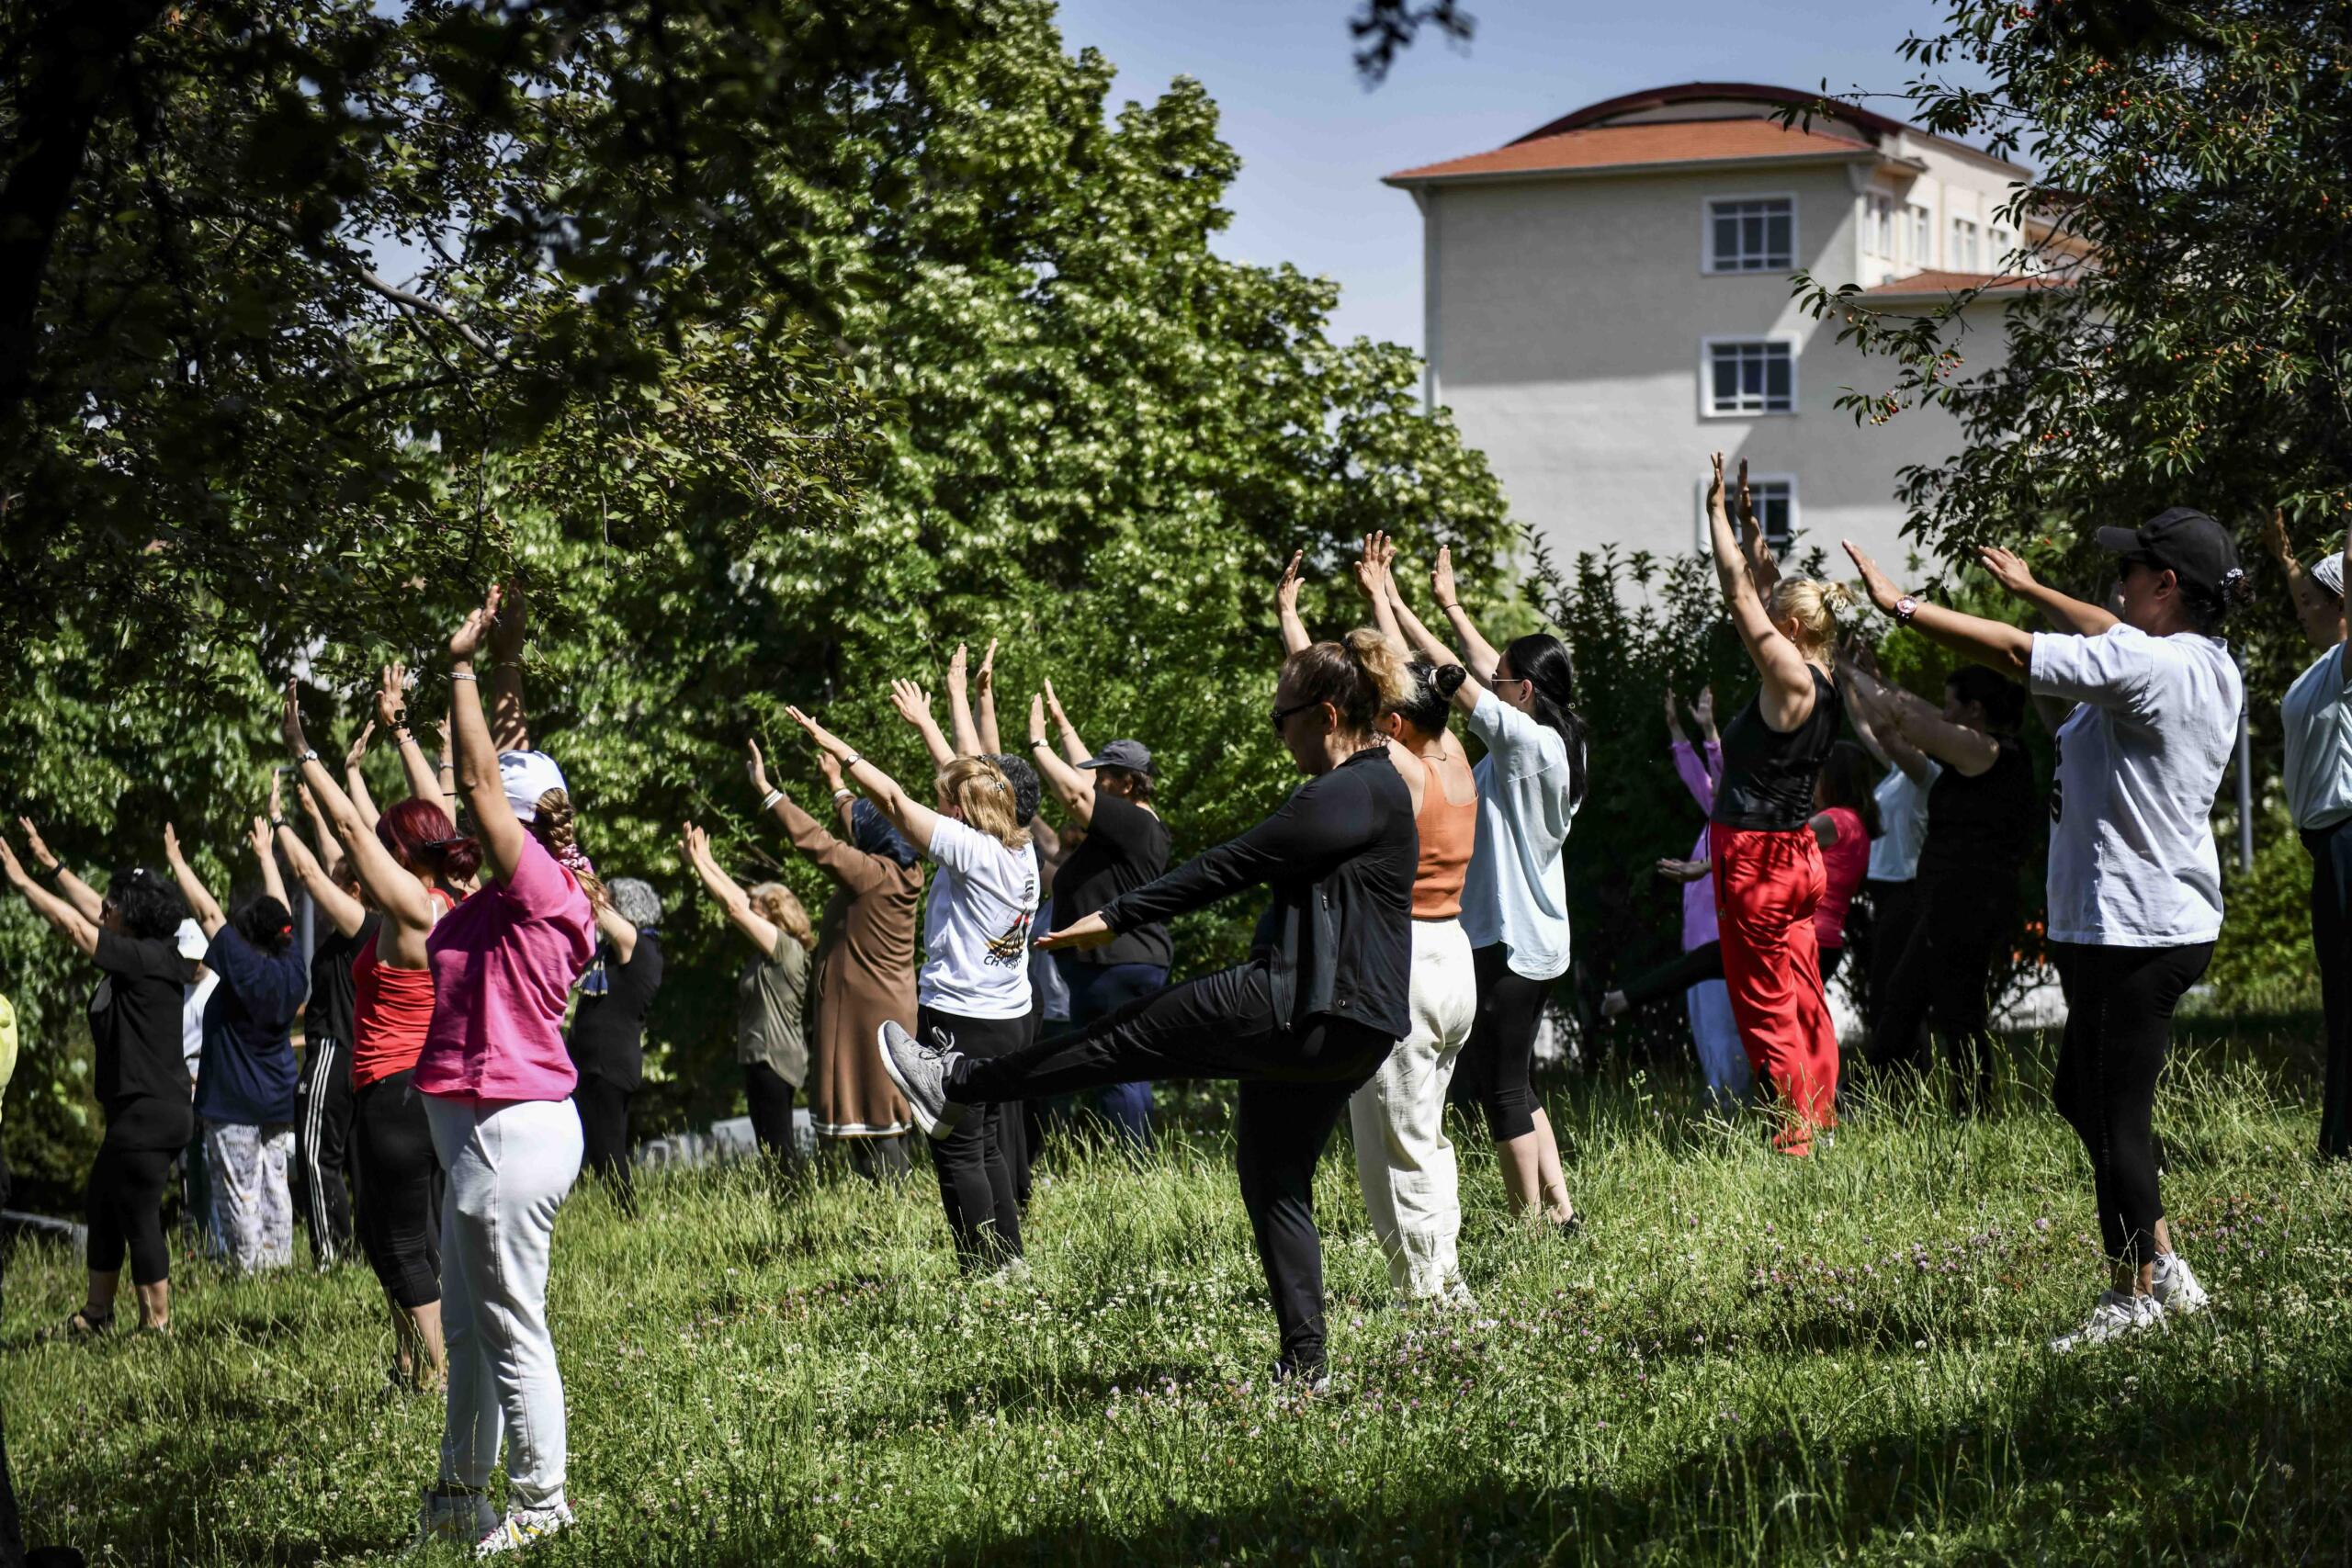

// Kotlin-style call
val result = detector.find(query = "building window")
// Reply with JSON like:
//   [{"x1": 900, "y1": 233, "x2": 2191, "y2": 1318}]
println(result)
[
  {"x1": 1907, "y1": 205, "x2": 1931, "y2": 265},
  {"x1": 1747, "y1": 477, "x2": 1797, "y2": 554},
  {"x1": 1706, "y1": 197, "x2": 1794, "y2": 273},
  {"x1": 1864, "y1": 193, "x2": 1895, "y2": 259},
  {"x1": 1987, "y1": 226, "x2": 2013, "y2": 266},
  {"x1": 1703, "y1": 339, "x2": 1796, "y2": 416},
  {"x1": 1951, "y1": 218, "x2": 1979, "y2": 271}
]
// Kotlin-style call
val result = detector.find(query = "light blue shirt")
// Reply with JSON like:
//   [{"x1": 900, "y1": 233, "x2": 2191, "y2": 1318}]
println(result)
[
  {"x1": 1459, "y1": 689, "x2": 1580, "y2": 980},
  {"x1": 2283, "y1": 644, "x2": 2352, "y2": 832}
]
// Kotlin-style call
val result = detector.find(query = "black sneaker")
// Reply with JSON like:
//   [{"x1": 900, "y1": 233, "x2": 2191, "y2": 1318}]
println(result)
[{"x1": 877, "y1": 1021, "x2": 967, "y2": 1139}]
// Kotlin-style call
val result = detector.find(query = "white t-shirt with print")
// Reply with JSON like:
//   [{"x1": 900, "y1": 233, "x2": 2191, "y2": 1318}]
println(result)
[
  {"x1": 2029, "y1": 624, "x2": 2241, "y2": 948},
  {"x1": 919, "y1": 819, "x2": 1039, "y2": 1020},
  {"x1": 1865, "y1": 760, "x2": 1941, "y2": 884},
  {"x1": 1460, "y1": 689, "x2": 1580, "y2": 981}
]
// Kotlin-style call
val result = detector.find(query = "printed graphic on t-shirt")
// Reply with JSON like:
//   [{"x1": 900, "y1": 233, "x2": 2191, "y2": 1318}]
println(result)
[
  {"x1": 983, "y1": 919, "x2": 1030, "y2": 967},
  {"x1": 2050, "y1": 733, "x2": 2065, "y2": 824}
]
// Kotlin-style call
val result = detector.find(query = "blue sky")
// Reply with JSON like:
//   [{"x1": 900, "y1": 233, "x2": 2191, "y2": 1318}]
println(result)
[{"x1": 1049, "y1": 0, "x2": 1984, "y2": 352}]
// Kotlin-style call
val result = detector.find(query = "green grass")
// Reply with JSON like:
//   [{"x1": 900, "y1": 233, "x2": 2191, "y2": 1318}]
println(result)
[{"x1": 9, "y1": 1012, "x2": 2352, "y2": 1565}]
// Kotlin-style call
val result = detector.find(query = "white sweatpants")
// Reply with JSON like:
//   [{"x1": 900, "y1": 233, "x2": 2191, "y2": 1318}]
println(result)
[
  {"x1": 1349, "y1": 918, "x2": 1478, "y2": 1298},
  {"x1": 203, "y1": 1119, "x2": 294, "y2": 1272},
  {"x1": 1687, "y1": 978, "x2": 1750, "y2": 1110},
  {"x1": 424, "y1": 1096, "x2": 582, "y2": 1510}
]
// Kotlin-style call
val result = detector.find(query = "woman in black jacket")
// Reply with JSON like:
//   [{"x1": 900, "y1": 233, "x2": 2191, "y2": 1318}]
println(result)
[{"x1": 869, "y1": 624, "x2": 1417, "y2": 1386}]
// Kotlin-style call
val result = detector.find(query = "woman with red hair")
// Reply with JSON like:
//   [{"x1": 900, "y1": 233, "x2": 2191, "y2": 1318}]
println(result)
[{"x1": 284, "y1": 682, "x2": 479, "y2": 1399}]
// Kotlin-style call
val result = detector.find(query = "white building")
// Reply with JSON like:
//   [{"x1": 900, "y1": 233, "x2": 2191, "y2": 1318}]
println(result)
[{"x1": 1386, "y1": 82, "x2": 2062, "y2": 574}]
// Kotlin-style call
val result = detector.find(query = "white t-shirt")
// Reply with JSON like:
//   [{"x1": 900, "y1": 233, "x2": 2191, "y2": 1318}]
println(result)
[
  {"x1": 1460, "y1": 689, "x2": 1579, "y2": 981},
  {"x1": 919, "y1": 819, "x2": 1038, "y2": 1020},
  {"x1": 2281, "y1": 643, "x2": 2352, "y2": 832},
  {"x1": 182, "y1": 968, "x2": 219, "y2": 1080},
  {"x1": 1865, "y1": 760, "x2": 1942, "y2": 883},
  {"x1": 2029, "y1": 624, "x2": 2241, "y2": 948}
]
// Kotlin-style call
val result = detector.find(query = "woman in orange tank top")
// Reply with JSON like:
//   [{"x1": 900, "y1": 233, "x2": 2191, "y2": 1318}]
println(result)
[
  {"x1": 1279, "y1": 539, "x2": 1485, "y2": 1306},
  {"x1": 285, "y1": 667, "x2": 478, "y2": 1395}
]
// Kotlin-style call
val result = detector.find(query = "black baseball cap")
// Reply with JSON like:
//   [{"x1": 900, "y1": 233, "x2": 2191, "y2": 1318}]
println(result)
[
  {"x1": 1077, "y1": 739, "x2": 1155, "y2": 777},
  {"x1": 2094, "y1": 507, "x2": 2243, "y2": 598}
]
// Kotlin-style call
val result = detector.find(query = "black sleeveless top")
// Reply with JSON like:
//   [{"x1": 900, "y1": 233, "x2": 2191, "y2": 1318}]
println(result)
[{"x1": 1711, "y1": 668, "x2": 1845, "y2": 832}]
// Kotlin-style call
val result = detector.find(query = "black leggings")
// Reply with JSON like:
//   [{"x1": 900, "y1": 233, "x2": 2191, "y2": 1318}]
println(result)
[
  {"x1": 1870, "y1": 875, "x2": 2012, "y2": 1111},
  {"x1": 1860, "y1": 878, "x2": 1924, "y2": 1060},
  {"x1": 1454, "y1": 943, "x2": 1554, "y2": 1142},
  {"x1": 2048, "y1": 940, "x2": 2213, "y2": 1267},
  {"x1": 295, "y1": 1034, "x2": 356, "y2": 1266},
  {"x1": 948, "y1": 960, "x2": 1392, "y2": 1376},
  {"x1": 743, "y1": 1060, "x2": 798, "y2": 1164},
  {"x1": 87, "y1": 1098, "x2": 187, "y2": 1284},
  {"x1": 2309, "y1": 819, "x2": 2352, "y2": 1159},
  {"x1": 353, "y1": 1070, "x2": 442, "y2": 1309},
  {"x1": 575, "y1": 1074, "x2": 637, "y2": 1214},
  {"x1": 919, "y1": 1007, "x2": 1026, "y2": 1269},
  {"x1": 1619, "y1": 941, "x2": 1724, "y2": 1011}
]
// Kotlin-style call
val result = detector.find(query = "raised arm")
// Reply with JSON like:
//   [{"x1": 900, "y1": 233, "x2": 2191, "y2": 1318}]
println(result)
[
  {"x1": 244, "y1": 814, "x2": 290, "y2": 912},
  {"x1": 682, "y1": 823, "x2": 782, "y2": 957},
  {"x1": 786, "y1": 705, "x2": 942, "y2": 854},
  {"x1": 1042, "y1": 677, "x2": 1088, "y2": 767},
  {"x1": 282, "y1": 682, "x2": 438, "y2": 931},
  {"x1": 944, "y1": 643, "x2": 984, "y2": 758},
  {"x1": 1355, "y1": 533, "x2": 1406, "y2": 649},
  {"x1": 377, "y1": 662, "x2": 446, "y2": 805},
  {"x1": 344, "y1": 720, "x2": 380, "y2": 833},
  {"x1": 434, "y1": 712, "x2": 458, "y2": 807},
  {"x1": 1430, "y1": 545, "x2": 1505, "y2": 680},
  {"x1": 1027, "y1": 691, "x2": 1096, "y2": 825},
  {"x1": 1734, "y1": 459, "x2": 1781, "y2": 597},
  {"x1": 1978, "y1": 546, "x2": 2119, "y2": 637},
  {"x1": 1845, "y1": 541, "x2": 2033, "y2": 679},
  {"x1": 448, "y1": 586, "x2": 531, "y2": 887},
  {"x1": 0, "y1": 832, "x2": 102, "y2": 956},
  {"x1": 274, "y1": 807, "x2": 368, "y2": 938},
  {"x1": 749, "y1": 739, "x2": 889, "y2": 895},
  {"x1": 488, "y1": 575, "x2": 531, "y2": 752},
  {"x1": 2261, "y1": 508, "x2": 2347, "y2": 653},
  {"x1": 1385, "y1": 564, "x2": 1487, "y2": 714},
  {"x1": 889, "y1": 679, "x2": 956, "y2": 771},
  {"x1": 592, "y1": 898, "x2": 639, "y2": 965},
  {"x1": 16, "y1": 818, "x2": 103, "y2": 922},
  {"x1": 973, "y1": 639, "x2": 1003, "y2": 755},
  {"x1": 1275, "y1": 548, "x2": 1310, "y2": 656},
  {"x1": 1837, "y1": 659, "x2": 1938, "y2": 786},
  {"x1": 296, "y1": 780, "x2": 349, "y2": 886},
  {"x1": 164, "y1": 823, "x2": 227, "y2": 939},
  {"x1": 1710, "y1": 454, "x2": 1817, "y2": 721}
]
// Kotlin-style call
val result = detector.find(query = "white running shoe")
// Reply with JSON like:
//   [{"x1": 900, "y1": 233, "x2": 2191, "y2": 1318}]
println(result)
[
  {"x1": 413, "y1": 1484, "x2": 497, "y2": 1549},
  {"x1": 2151, "y1": 1252, "x2": 2211, "y2": 1316},
  {"x1": 474, "y1": 1499, "x2": 576, "y2": 1557},
  {"x1": 2048, "y1": 1290, "x2": 2165, "y2": 1354},
  {"x1": 876, "y1": 1021, "x2": 967, "y2": 1138}
]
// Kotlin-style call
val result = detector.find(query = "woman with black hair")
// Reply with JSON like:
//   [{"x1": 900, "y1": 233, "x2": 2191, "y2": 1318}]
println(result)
[
  {"x1": 164, "y1": 818, "x2": 307, "y2": 1274},
  {"x1": 1847, "y1": 509, "x2": 2246, "y2": 1352},
  {"x1": 877, "y1": 619, "x2": 1418, "y2": 1384},
  {"x1": 746, "y1": 739, "x2": 918, "y2": 1179},
  {"x1": 1841, "y1": 660, "x2": 2038, "y2": 1111},
  {"x1": 568, "y1": 877, "x2": 666, "y2": 1214},
  {"x1": 0, "y1": 834, "x2": 192, "y2": 1334},
  {"x1": 1381, "y1": 538, "x2": 1586, "y2": 1228}
]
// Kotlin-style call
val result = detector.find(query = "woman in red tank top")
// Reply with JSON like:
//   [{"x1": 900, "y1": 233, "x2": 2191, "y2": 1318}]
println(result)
[{"x1": 285, "y1": 671, "x2": 481, "y2": 1393}]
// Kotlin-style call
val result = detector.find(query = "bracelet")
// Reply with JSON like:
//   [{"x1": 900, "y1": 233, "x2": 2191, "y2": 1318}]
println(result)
[
  {"x1": 831, "y1": 788, "x2": 854, "y2": 804},
  {"x1": 449, "y1": 670, "x2": 478, "y2": 683},
  {"x1": 1029, "y1": 738, "x2": 1049, "y2": 749},
  {"x1": 1438, "y1": 601, "x2": 1461, "y2": 612},
  {"x1": 270, "y1": 817, "x2": 290, "y2": 830},
  {"x1": 759, "y1": 789, "x2": 784, "y2": 811},
  {"x1": 35, "y1": 861, "x2": 62, "y2": 884},
  {"x1": 295, "y1": 749, "x2": 319, "y2": 764}
]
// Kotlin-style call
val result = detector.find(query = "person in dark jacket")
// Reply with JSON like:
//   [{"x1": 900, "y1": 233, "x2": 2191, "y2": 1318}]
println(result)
[
  {"x1": 871, "y1": 624, "x2": 1418, "y2": 1386},
  {"x1": 568, "y1": 876, "x2": 665, "y2": 1215}
]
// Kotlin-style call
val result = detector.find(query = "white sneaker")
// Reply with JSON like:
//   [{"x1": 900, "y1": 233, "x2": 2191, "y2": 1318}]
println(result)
[
  {"x1": 876, "y1": 1021, "x2": 967, "y2": 1138},
  {"x1": 2151, "y1": 1253, "x2": 2210, "y2": 1316},
  {"x1": 1429, "y1": 1279, "x2": 1480, "y2": 1314},
  {"x1": 2048, "y1": 1290, "x2": 2165, "y2": 1354},
  {"x1": 474, "y1": 1499, "x2": 575, "y2": 1556},
  {"x1": 413, "y1": 1484, "x2": 497, "y2": 1549}
]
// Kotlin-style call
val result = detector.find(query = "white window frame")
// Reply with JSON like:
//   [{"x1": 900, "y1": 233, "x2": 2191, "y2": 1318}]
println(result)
[
  {"x1": 1906, "y1": 204, "x2": 1932, "y2": 267},
  {"x1": 1701, "y1": 193, "x2": 1798, "y2": 276},
  {"x1": 1951, "y1": 217, "x2": 1979, "y2": 272},
  {"x1": 1698, "y1": 334, "x2": 1801, "y2": 419},
  {"x1": 1864, "y1": 192, "x2": 1895, "y2": 260},
  {"x1": 1692, "y1": 473, "x2": 1801, "y2": 555}
]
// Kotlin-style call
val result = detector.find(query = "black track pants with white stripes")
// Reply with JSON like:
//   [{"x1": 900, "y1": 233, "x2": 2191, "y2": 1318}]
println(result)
[{"x1": 293, "y1": 1035, "x2": 357, "y2": 1266}]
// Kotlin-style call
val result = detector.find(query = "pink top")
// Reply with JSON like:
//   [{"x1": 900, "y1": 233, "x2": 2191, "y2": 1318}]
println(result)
[
  {"x1": 415, "y1": 833, "x2": 595, "y2": 1102},
  {"x1": 1671, "y1": 739, "x2": 1723, "y2": 950},
  {"x1": 1813, "y1": 806, "x2": 1870, "y2": 951}
]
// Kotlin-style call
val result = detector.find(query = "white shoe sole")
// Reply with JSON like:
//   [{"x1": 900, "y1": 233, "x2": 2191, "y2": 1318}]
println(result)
[{"x1": 876, "y1": 1022, "x2": 946, "y2": 1138}]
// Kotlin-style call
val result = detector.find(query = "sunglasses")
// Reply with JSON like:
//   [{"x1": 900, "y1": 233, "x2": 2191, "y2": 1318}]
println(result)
[{"x1": 1268, "y1": 698, "x2": 1322, "y2": 734}]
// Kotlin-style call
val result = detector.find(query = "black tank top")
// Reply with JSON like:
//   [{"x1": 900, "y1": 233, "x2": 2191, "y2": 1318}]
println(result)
[{"x1": 1711, "y1": 668, "x2": 1845, "y2": 832}]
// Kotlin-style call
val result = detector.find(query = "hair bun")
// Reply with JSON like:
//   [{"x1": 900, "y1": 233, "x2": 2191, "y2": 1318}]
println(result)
[{"x1": 1432, "y1": 663, "x2": 1468, "y2": 699}]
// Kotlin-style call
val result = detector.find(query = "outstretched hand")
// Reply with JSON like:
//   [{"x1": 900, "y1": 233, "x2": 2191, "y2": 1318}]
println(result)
[
  {"x1": 817, "y1": 750, "x2": 844, "y2": 793},
  {"x1": 449, "y1": 584, "x2": 503, "y2": 661},
  {"x1": 680, "y1": 820, "x2": 711, "y2": 868},
  {"x1": 0, "y1": 835, "x2": 28, "y2": 889},
  {"x1": 1705, "y1": 452, "x2": 1726, "y2": 517},
  {"x1": 375, "y1": 662, "x2": 409, "y2": 730},
  {"x1": 945, "y1": 642, "x2": 969, "y2": 698},
  {"x1": 745, "y1": 739, "x2": 772, "y2": 797},
  {"x1": 1431, "y1": 544, "x2": 1459, "y2": 609},
  {"x1": 1662, "y1": 685, "x2": 1684, "y2": 738},
  {"x1": 2259, "y1": 507, "x2": 2291, "y2": 566},
  {"x1": 1035, "y1": 910, "x2": 1116, "y2": 952},
  {"x1": 1656, "y1": 857, "x2": 1710, "y2": 884},
  {"x1": 246, "y1": 815, "x2": 273, "y2": 861},
  {"x1": 1692, "y1": 685, "x2": 1716, "y2": 730},
  {"x1": 1275, "y1": 548, "x2": 1304, "y2": 617},
  {"x1": 1351, "y1": 532, "x2": 1394, "y2": 604},
  {"x1": 16, "y1": 818, "x2": 55, "y2": 872},
  {"x1": 889, "y1": 679, "x2": 936, "y2": 729},
  {"x1": 1043, "y1": 677, "x2": 1069, "y2": 728},
  {"x1": 489, "y1": 575, "x2": 527, "y2": 662},
  {"x1": 267, "y1": 769, "x2": 284, "y2": 824},
  {"x1": 1977, "y1": 545, "x2": 2039, "y2": 598},
  {"x1": 163, "y1": 822, "x2": 185, "y2": 865},
  {"x1": 1027, "y1": 691, "x2": 1047, "y2": 744},
  {"x1": 281, "y1": 679, "x2": 311, "y2": 758},
  {"x1": 784, "y1": 705, "x2": 854, "y2": 761},
  {"x1": 976, "y1": 638, "x2": 999, "y2": 698},
  {"x1": 344, "y1": 720, "x2": 374, "y2": 772},
  {"x1": 1735, "y1": 457, "x2": 1756, "y2": 530},
  {"x1": 1841, "y1": 541, "x2": 1905, "y2": 615}
]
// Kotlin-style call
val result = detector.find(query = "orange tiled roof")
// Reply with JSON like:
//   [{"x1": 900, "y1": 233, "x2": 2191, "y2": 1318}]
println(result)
[
  {"x1": 1385, "y1": 118, "x2": 1878, "y2": 186},
  {"x1": 1858, "y1": 269, "x2": 2063, "y2": 297}
]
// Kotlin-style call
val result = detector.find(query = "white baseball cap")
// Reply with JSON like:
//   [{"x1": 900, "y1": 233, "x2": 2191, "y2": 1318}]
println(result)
[
  {"x1": 498, "y1": 750, "x2": 569, "y2": 822},
  {"x1": 2313, "y1": 551, "x2": 2345, "y2": 601}
]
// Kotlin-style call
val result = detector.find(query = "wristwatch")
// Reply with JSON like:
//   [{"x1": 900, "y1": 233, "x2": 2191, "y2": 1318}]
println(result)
[{"x1": 1894, "y1": 594, "x2": 1920, "y2": 627}]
